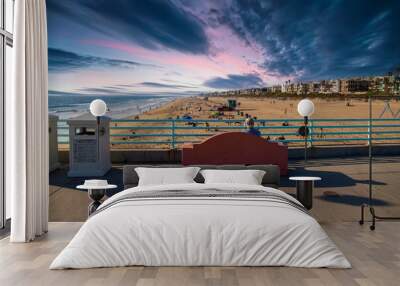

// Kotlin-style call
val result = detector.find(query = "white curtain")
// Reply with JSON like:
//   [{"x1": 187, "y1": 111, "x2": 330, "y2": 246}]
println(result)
[{"x1": 8, "y1": 0, "x2": 49, "y2": 242}]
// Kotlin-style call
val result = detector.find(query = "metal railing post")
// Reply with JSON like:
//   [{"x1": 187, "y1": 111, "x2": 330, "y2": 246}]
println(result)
[
  {"x1": 309, "y1": 119, "x2": 313, "y2": 147},
  {"x1": 367, "y1": 120, "x2": 371, "y2": 146},
  {"x1": 171, "y1": 119, "x2": 176, "y2": 149}
]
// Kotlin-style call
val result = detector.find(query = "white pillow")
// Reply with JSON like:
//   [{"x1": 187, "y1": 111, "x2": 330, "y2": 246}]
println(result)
[
  {"x1": 135, "y1": 167, "x2": 200, "y2": 186},
  {"x1": 200, "y1": 169, "x2": 266, "y2": 185}
]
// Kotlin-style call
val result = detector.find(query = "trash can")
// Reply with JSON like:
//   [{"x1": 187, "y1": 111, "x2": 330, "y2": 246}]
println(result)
[{"x1": 67, "y1": 114, "x2": 111, "y2": 177}]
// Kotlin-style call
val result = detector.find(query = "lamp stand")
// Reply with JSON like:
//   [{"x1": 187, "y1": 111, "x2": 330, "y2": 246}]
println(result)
[
  {"x1": 96, "y1": 116, "x2": 100, "y2": 161},
  {"x1": 304, "y1": 116, "x2": 308, "y2": 165},
  {"x1": 359, "y1": 94, "x2": 400, "y2": 230}
]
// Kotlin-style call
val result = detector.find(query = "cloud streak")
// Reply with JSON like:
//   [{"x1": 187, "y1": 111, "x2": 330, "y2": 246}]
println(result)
[
  {"x1": 48, "y1": 48, "x2": 157, "y2": 72},
  {"x1": 139, "y1": 82, "x2": 197, "y2": 89},
  {"x1": 47, "y1": 0, "x2": 209, "y2": 54},
  {"x1": 49, "y1": 89, "x2": 200, "y2": 98},
  {"x1": 204, "y1": 74, "x2": 264, "y2": 89}
]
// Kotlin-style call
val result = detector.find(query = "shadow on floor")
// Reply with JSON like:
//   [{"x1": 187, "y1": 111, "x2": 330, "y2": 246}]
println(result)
[
  {"x1": 317, "y1": 194, "x2": 390, "y2": 206},
  {"x1": 289, "y1": 155, "x2": 400, "y2": 168},
  {"x1": 50, "y1": 157, "x2": 391, "y2": 200},
  {"x1": 49, "y1": 166, "x2": 124, "y2": 197},
  {"x1": 281, "y1": 166, "x2": 386, "y2": 188}
]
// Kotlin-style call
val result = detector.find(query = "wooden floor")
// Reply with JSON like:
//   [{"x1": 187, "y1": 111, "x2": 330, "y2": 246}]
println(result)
[
  {"x1": 1, "y1": 156, "x2": 400, "y2": 286},
  {"x1": 1, "y1": 222, "x2": 399, "y2": 286}
]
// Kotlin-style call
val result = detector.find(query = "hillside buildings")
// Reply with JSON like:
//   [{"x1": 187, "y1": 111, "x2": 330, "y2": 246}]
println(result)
[
  {"x1": 207, "y1": 70, "x2": 400, "y2": 97},
  {"x1": 279, "y1": 75, "x2": 399, "y2": 95}
]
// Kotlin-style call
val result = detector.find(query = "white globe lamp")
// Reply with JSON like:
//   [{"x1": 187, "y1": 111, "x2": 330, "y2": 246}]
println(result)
[
  {"x1": 297, "y1": 99, "x2": 315, "y2": 164},
  {"x1": 90, "y1": 99, "x2": 107, "y2": 117},
  {"x1": 297, "y1": 99, "x2": 315, "y2": 118},
  {"x1": 89, "y1": 99, "x2": 108, "y2": 160}
]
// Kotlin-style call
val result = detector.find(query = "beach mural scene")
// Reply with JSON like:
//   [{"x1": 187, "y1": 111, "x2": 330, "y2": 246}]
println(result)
[{"x1": 47, "y1": 0, "x2": 400, "y2": 148}]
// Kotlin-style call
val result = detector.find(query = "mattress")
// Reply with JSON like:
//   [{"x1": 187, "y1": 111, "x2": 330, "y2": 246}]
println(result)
[{"x1": 50, "y1": 183, "x2": 350, "y2": 269}]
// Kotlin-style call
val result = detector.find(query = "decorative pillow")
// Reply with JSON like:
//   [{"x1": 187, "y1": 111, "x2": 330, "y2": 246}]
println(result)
[
  {"x1": 200, "y1": 169, "x2": 266, "y2": 185},
  {"x1": 135, "y1": 167, "x2": 201, "y2": 186}
]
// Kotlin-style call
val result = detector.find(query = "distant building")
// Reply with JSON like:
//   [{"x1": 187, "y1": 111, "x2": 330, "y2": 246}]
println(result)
[
  {"x1": 394, "y1": 79, "x2": 400, "y2": 95},
  {"x1": 340, "y1": 79, "x2": 369, "y2": 94},
  {"x1": 339, "y1": 79, "x2": 348, "y2": 94},
  {"x1": 369, "y1": 76, "x2": 384, "y2": 92},
  {"x1": 367, "y1": 76, "x2": 396, "y2": 94},
  {"x1": 384, "y1": 76, "x2": 395, "y2": 94},
  {"x1": 308, "y1": 82, "x2": 321, "y2": 93},
  {"x1": 266, "y1": 85, "x2": 282, "y2": 93},
  {"x1": 349, "y1": 79, "x2": 369, "y2": 92},
  {"x1": 297, "y1": 83, "x2": 308, "y2": 95},
  {"x1": 394, "y1": 71, "x2": 400, "y2": 95},
  {"x1": 205, "y1": 71, "x2": 400, "y2": 97},
  {"x1": 330, "y1": 80, "x2": 340, "y2": 93}
]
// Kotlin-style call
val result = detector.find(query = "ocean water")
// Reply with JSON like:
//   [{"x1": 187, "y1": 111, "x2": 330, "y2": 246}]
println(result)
[{"x1": 49, "y1": 95, "x2": 177, "y2": 119}]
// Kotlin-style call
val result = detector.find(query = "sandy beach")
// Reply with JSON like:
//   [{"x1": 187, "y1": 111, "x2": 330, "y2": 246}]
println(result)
[
  {"x1": 105, "y1": 96, "x2": 400, "y2": 149},
  {"x1": 138, "y1": 96, "x2": 400, "y2": 120}
]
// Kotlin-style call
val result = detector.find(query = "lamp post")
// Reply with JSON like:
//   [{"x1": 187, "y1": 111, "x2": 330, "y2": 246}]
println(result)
[
  {"x1": 89, "y1": 99, "x2": 107, "y2": 160},
  {"x1": 297, "y1": 99, "x2": 315, "y2": 164},
  {"x1": 359, "y1": 94, "x2": 400, "y2": 230}
]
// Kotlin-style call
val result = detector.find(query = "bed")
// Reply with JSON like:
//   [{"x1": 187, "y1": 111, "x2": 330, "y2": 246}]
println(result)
[{"x1": 50, "y1": 166, "x2": 350, "y2": 269}]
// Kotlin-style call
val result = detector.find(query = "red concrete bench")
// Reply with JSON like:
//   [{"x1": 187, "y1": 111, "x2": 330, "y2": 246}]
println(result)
[{"x1": 182, "y1": 132, "x2": 288, "y2": 175}]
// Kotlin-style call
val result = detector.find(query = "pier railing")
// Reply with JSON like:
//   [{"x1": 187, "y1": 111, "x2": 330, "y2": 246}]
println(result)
[{"x1": 57, "y1": 118, "x2": 400, "y2": 149}]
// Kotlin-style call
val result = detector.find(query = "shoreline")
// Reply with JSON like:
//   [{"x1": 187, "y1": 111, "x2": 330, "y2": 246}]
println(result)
[{"x1": 49, "y1": 96, "x2": 177, "y2": 120}]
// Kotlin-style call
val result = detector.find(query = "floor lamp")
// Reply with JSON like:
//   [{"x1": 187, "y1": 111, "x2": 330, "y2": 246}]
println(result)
[
  {"x1": 89, "y1": 99, "x2": 107, "y2": 160},
  {"x1": 359, "y1": 94, "x2": 400, "y2": 230},
  {"x1": 297, "y1": 99, "x2": 315, "y2": 164}
]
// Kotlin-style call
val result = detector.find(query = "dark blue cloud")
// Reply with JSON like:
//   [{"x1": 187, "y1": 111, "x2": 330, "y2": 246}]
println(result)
[
  {"x1": 48, "y1": 90, "x2": 79, "y2": 97},
  {"x1": 48, "y1": 48, "x2": 155, "y2": 71},
  {"x1": 77, "y1": 87, "x2": 130, "y2": 94},
  {"x1": 49, "y1": 88, "x2": 136, "y2": 97},
  {"x1": 218, "y1": 0, "x2": 400, "y2": 80},
  {"x1": 47, "y1": 0, "x2": 209, "y2": 54},
  {"x1": 204, "y1": 74, "x2": 264, "y2": 89},
  {"x1": 49, "y1": 89, "x2": 200, "y2": 97},
  {"x1": 139, "y1": 82, "x2": 197, "y2": 89}
]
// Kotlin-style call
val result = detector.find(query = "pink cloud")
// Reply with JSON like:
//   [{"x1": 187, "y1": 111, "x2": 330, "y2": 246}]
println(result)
[
  {"x1": 81, "y1": 26, "x2": 292, "y2": 87},
  {"x1": 81, "y1": 39, "x2": 227, "y2": 77}
]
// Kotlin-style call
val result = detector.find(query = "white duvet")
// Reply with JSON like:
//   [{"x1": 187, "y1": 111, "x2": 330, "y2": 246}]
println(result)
[{"x1": 50, "y1": 183, "x2": 350, "y2": 269}]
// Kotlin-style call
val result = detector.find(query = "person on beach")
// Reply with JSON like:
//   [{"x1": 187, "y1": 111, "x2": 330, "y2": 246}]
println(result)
[
  {"x1": 244, "y1": 118, "x2": 261, "y2": 137},
  {"x1": 243, "y1": 113, "x2": 250, "y2": 128}
]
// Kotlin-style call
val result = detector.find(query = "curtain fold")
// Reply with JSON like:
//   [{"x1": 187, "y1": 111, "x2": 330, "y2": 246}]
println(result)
[{"x1": 9, "y1": 0, "x2": 49, "y2": 242}]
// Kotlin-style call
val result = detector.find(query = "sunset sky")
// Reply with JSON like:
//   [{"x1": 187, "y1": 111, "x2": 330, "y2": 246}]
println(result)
[{"x1": 47, "y1": 0, "x2": 400, "y2": 97}]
